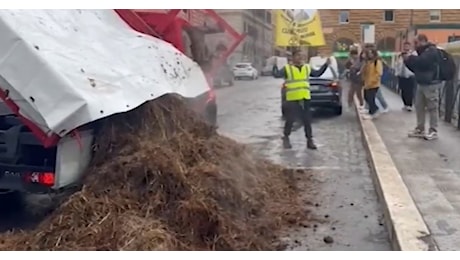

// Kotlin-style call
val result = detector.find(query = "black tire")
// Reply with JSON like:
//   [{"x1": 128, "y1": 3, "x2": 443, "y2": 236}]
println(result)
[
  {"x1": 0, "y1": 190, "x2": 22, "y2": 212},
  {"x1": 334, "y1": 106, "x2": 343, "y2": 116}
]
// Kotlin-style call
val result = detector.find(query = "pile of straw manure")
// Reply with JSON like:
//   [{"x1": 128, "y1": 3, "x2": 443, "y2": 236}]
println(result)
[{"x1": 0, "y1": 94, "x2": 307, "y2": 250}]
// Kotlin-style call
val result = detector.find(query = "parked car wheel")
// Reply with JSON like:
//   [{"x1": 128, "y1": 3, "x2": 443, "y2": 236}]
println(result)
[{"x1": 334, "y1": 106, "x2": 343, "y2": 116}]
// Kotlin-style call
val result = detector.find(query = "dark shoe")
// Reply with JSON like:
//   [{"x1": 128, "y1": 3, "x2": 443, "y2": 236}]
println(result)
[
  {"x1": 307, "y1": 139, "x2": 317, "y2": 150},
  {"x1": 283, "y1": 136, "x2": 292, "y2": 149}
]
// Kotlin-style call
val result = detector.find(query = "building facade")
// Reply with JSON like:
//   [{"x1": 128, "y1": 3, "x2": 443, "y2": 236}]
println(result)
[
  {"x1": 214, "y1": 10, "x2": 275, "y2": 69},
  {"x1": 318, "y1": 9, "x2": 460, "y2": 55},
  {"x1": 136, "y1": 9, "x2": 276, "y2": 69},
  {"x1": 133, "y1": 9, "x2": 205, "y2": 26}
]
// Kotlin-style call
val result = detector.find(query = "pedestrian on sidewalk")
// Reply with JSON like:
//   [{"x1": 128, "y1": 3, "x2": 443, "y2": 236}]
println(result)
[
  {"x1": 361, "y1": 46, "x2": 390, "y2": 114},
  {"x1": 404, "y1": 34, "x2": 442, "y2": 140},
  {"x1": 278, "y1": 50, "x2": 330, "y2": 150},
  {"x1": 345, "y1": 49, "x2": 364, "y2": 108},
  {"x1": 361, "y1": 49, "x2": 383, "y2": 120},
  {"x1": 395, "y1": 42, "x2": 417, "y2": 111},
  {"x1": 375, "y1": 87, "x2": 390, "y2": 112}
]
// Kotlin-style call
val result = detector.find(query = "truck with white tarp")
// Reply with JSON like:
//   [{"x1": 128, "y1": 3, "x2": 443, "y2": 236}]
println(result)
[{"x1": 0, "y1": 9, "x2": 242, "y2": 213}]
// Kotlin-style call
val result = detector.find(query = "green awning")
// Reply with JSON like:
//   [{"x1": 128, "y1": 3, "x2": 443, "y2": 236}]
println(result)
[{"x1": 333, "y1": 51, "x2": 396, "y2": 58}]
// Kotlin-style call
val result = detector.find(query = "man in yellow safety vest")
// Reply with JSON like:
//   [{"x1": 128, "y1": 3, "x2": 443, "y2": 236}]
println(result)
[{"x1": 279, "y1": 49, "x2": 330, "y2": 149}]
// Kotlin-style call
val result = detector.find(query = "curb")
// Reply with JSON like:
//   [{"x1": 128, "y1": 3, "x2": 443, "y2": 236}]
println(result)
[{"x1": 353, "y1": 97, "x2": 438, "y2": 251}]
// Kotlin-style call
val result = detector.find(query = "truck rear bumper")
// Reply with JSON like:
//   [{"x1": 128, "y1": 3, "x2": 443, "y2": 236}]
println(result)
[{"x1": 0, "y1": 163, "x2": 54, "y2": 193}]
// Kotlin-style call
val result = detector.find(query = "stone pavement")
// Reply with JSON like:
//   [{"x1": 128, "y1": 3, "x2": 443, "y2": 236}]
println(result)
[
  {"x1": 373, "y1": 86, "x2": 460, "y2": 251},
  {"x1": 217, "y1": 78, "x2": 390, "y2": 250}
]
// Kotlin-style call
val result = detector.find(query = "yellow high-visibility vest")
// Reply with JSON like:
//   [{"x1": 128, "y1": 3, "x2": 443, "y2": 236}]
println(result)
[{"x1": 284, "y1": 64, "x2": 311, "y2": 101}]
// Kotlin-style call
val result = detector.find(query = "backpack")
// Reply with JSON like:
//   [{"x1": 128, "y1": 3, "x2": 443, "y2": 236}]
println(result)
[{"x1": 436, "y1": 48, "x2": 456, "y2": 81}]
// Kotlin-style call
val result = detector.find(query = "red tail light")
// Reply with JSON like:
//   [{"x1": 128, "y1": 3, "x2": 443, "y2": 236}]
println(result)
[
  {"x1": 24, "y1": 172, "x2": 55, "y2": 187},
  {"x1": 329, "y1": 82, "x2": 339, "y2": 88}
]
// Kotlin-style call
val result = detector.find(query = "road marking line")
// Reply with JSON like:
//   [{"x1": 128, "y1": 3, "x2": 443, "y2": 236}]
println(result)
[{"x1": 354, "y1": 96, "x2": 438, "y2": 251}]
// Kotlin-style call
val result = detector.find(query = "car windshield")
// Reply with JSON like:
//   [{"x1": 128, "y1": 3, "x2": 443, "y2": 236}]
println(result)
[
  {"x1": 235, "y1": 64, "x2": 250, "y2": 68},
  {"x1": 310, "y1": 66, "x2": 336, "y2": 79},
  {"x1": 309, "y1": 56, "x2": 338, "y2": 79}
]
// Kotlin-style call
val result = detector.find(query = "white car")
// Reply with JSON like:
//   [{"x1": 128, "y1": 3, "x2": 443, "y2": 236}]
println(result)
[{"x1": 233, "y1": 63, "x2": 258, "y2": 80}]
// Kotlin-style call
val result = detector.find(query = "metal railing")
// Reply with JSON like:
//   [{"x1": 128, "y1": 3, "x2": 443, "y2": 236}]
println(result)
[{"x1": 438, "y1": 55, "x2": 460, "y2": 128}]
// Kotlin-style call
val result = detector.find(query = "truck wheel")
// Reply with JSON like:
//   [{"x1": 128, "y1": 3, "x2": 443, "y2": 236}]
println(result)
[{"x1": 0, "y1": 190, "x2": 22, "y2": 212}]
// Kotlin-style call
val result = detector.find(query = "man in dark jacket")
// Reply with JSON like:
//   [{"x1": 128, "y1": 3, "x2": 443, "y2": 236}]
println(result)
[{"x1": 403, "y1": 34, "x2": 442, "y2": 140}]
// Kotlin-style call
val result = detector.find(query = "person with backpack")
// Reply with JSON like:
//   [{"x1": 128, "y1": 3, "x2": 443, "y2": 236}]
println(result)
[
  {"x1": 360, "y1": 48, "x2": 390, "y2": 114},
  {"x1": 404, "y1": 34, "x2": 456, "y2": 140},
  {"x1": 345, "y1": 49, "x2": 364, "y2": 109},
  {"x1": 395, "y1": 42, "x2": 417, "y2": 111},
  {"x1": 361, "y1": 49, "x2": 384, "y2": 120}
]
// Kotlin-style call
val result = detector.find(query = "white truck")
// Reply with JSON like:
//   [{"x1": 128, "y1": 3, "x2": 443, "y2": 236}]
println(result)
[
  {"x1": 262, "y1": 56, "x2": 288, "y2": 77},
  {"x1": 0, "y1": 10, "x2": 211, "y2": 214}
]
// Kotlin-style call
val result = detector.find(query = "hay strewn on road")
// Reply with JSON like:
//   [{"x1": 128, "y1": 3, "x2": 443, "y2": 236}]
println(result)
[{"x1": 0, "y1": 94, "x2": 307, "y2": 250}]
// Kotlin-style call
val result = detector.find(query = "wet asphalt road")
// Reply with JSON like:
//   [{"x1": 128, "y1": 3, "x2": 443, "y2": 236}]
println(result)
[{"x1": 216, "y1": 77, "x2": 391, "y2": 251}]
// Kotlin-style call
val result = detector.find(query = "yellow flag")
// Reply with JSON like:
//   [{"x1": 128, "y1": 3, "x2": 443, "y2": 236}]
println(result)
[{"x1": 275, "y1": 9, "x2": 325, "y2": 47}]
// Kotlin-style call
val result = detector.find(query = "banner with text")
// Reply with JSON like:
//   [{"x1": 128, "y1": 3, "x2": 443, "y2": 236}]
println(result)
[{"x1": 275, "y1": 9, "x2": 325, "y2": 47}]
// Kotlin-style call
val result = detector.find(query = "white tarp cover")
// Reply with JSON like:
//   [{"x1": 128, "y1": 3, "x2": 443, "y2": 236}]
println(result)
[{"x1": 0, "y1": 9, "x2": 209, "y2": 137}]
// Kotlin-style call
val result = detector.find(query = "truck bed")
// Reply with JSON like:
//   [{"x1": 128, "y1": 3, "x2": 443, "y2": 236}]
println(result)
[{"x1": 0, "y1": 10, "x2": 210, "y2": 143}]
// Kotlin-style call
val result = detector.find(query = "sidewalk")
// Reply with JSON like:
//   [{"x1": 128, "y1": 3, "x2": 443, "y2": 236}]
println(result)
[{"x1": 373, "y1": 87, "x2": 460, "y2": 250}]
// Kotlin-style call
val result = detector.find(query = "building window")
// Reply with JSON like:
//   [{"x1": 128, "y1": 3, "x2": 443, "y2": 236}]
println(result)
[
  {"x1": 339, "y1": 11, "x2": 349, "y2": 24},
  {"x1": 429, "y1": 10, "x2": 441, "y2": 22},
  {"x1": 383, "y1": 10, "x2": 394, "y2": 22}
]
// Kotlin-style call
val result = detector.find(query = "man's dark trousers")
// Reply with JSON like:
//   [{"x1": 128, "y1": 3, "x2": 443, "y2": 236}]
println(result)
[
  {"x1": 283, "y1": 99, "x2": 312, "y2": 139},
  {"x1": 398, "y1": 76, "x2": 416, "y2": 106}
]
